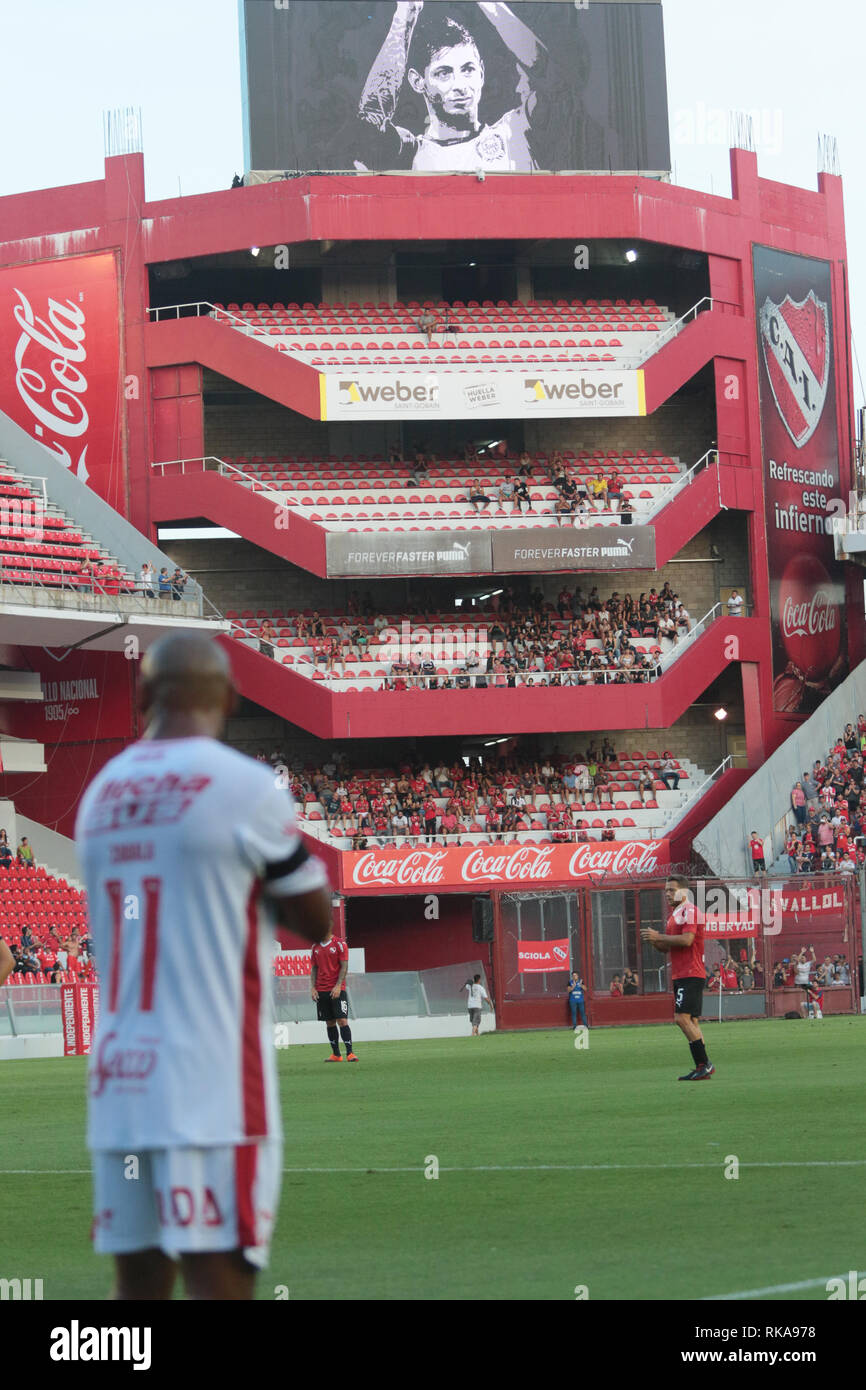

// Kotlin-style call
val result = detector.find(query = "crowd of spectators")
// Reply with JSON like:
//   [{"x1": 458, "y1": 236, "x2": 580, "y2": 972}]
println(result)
[
  {"x1": 256, "y1": 744, "x2": 680, "y2": 848},
  {"x1": 784, "y1": 719, "x2": 866, "y2": 873},
  {"x1": 261, "y1": 581, "x2": 694, "y2": 690},
  {"x1": 5, "y1": 924, "x2": 95, "y2": 985}
]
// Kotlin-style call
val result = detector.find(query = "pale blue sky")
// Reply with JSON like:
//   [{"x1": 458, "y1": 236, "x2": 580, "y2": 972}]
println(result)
[{"x1": 1, "y1": 0, "x2": 863, "y2": 403}]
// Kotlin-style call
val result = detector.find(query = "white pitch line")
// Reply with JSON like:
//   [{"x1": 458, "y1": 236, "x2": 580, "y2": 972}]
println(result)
[
  {"x1": 705, "y1": 1273, "x2": 863, "y2": 1301},
  {"x1": 3, "y1": 1159, "x2": 865, "y2": 1176}
]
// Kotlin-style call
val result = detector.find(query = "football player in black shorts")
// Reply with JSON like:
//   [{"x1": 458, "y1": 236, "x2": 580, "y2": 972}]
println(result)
[
  {"x1": 311, "y1": 928, "x2": 358, "y2": 1061},
  {"x1": 641, "y1": 875, "x2": 714, "y2": 1080}
]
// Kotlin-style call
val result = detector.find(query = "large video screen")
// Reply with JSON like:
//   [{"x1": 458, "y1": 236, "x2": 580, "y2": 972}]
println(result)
[{"x1": 241, "y1": 1, "x2": 670, "y2": 175}]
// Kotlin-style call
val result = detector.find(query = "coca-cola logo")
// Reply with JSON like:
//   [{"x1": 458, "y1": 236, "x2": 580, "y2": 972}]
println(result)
[
  {"x1": 461, "y1": 844, "x2": 554, "y2": 884},
  {"x1": 351, "y1": 848, "x2": 446, "y2": 887},
  {"x1": 13, "y1": 290, "x2": 90, "y2": 482},
  {"x1": 781, "y1": 588, "x2": 837, "y2": 640},
  {"x1": 90, "y1": 1030, "x2": 158, "y2": 1097},
  {"x1": 568, "y1": 841, "x2": 659, "y2": 878}
]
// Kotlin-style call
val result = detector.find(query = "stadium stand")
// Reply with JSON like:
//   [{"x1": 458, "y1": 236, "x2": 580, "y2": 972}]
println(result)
[
  {"x1": 775, "y1": 716, "x2": 866, "y2": 874},
  {"x1": 221, "y1": 446, "x2": 687, "y2": 533},
  {"x1": 0, "y1": 457, "x2": 136, "y2": 594},
  {"x1": 260, "y1": 746, "x2": 703, "y2": 848},
  {"x1": 0, "y1": 858, "x2": 93, "y2": 984},
  {"x1": 209, "y1": 298, "x2": 677, "y2": 371},
  {"x1": 226, "y1": 585, "x2": 695, "y2": 690}
]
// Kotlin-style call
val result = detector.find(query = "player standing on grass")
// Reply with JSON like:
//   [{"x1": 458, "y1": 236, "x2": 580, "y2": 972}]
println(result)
[
  {"x1": 640, "y1": 875, "x2": 714, "y2": 1081},
  {"x1": 75, "y1": 633, "x2": 332, "y2": 1300},
  {"x1": 311, "y1": 924, "x2": 357, "y2": 1062}
]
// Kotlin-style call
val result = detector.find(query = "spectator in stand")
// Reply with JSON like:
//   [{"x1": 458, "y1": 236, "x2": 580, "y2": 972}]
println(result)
[
  {"x1": 17, "y1": 837, "x2": 35, "y2": 869},
  {"x1": 417, "y1": 308, "x2": 438, "y2": 343},
  {"x1": 258, "y1": 620, "x2": 277, "y2": 660},
  {"x1": 726, "y1": 589, "x2": 744, "y2": 618},
  {"x1": 468, "y1": 478, "x2": 493, "y2": 514},
  {"x1": 622, "y1": 967, "x2": 639, "y2": 996},
  {"x1": 659, "y1": 757, "x2": 680, "y2": 792},
  {"x1": 749, "y1": 831, "x2": 766, "y2": 874},
  {"x1": 589, "y1": 471, "x2": 608, "y2": 512},
  {"x1": 791, "y1": 782, "x2": 807, "y2": 826},
  {"x1": 157, "y1": 567, "x2": 172, "y2": 598},
  {"x1": 171, "y1": 567, "x2": 188, "y2": 601},
  {"x1": 137, "y1": 562, "x2": 156, "y2": 599},
  {"x1": 609, "y1": 974, "x2": 623, "y2": 997},
  {"x1": 513, "y1": 476, "x2": 534, "y2": 514},
  {"x1": 0, "y1": 829, "x2": 12, "y2": 870},
  {"x1": 79, "y1": 555, "x2": 94, "y2": 592}
]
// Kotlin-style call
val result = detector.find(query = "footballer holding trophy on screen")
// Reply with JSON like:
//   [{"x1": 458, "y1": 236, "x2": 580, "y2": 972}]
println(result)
[{"x1": 353, "y1": 1, "x2": 553, "y2": 171}]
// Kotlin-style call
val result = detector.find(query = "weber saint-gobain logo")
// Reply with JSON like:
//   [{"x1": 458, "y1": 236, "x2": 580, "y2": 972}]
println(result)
[
  {"x1": 760, "y1": 290, "x2": 830, "y2": 448},
  {"x1": 337, "y1": 378, "x2": 439, "y2": 409}
]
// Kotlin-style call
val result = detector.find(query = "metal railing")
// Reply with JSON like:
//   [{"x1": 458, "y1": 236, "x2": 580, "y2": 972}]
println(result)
[
  {"x1": 0, "y1": 565, "x2": 205, "y2": 619},
  {"x1": 300, "y1": 820, "x2": 670, "y2": 848},
  {"x1": 630, "y1": 296, "x2": 715, "y2": 365},
  {"x1": 662, "y1": 755, "x2": 734, "y2": 831},
  {"x1": 646, "y1": 448, "x2": 718, "y2": 518}
]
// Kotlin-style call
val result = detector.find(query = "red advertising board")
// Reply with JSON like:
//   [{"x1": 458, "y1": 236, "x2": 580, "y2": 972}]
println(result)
[
  {"x1": 753, "y1": 246, "x2": 848, "y2": 715},
  {"x1": 343, "y1": 839, "x2": 669, "y2": 893},
  {"x1": 61, "y1": 983, "x2": 99, "y2": 1056},
  {"x1": 0, "y1": 648, "x2": 134, "y2": 744},
  {"x1": 517, "y1": 939, "x2": 571, "y2": 973},
  {"x1": 0, "y1": 252, "x2": 125, "y2": 513}
]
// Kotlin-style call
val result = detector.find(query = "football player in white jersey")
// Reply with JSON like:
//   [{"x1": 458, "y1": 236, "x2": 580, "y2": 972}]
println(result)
[
  {"x1": 76, "y1": 633, "x2": 332, "y2": 1300},
  {"x1": 354, "y1": 1, "x2": 548, "y2": 172}
]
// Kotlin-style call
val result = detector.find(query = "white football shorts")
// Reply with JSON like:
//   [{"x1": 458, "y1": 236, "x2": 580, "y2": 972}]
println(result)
[{"x1": 91, "y1": 1139, "x2": 282, "y2": 1268}]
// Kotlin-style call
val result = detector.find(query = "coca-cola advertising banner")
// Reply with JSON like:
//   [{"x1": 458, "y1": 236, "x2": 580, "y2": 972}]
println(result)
[
  {"x1": 753, "y1": 246, "x2": 848, "y2": 715},
  {"x1": 343, "y1": 838, "x2": 669, "y2": 893},
  {"x1": 517, "y1": 939, "x2": 570, "y2": 973},
  {"x1": 0, "y1": 253, "x2": 125, "y2": 514}
]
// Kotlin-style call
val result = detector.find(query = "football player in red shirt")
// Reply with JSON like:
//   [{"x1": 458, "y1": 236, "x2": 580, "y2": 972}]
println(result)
[
  {"x1": 641, "y1": 874, "x2": 715, "y2": 1080},
  {"x1": 311, "y1": 926, "x2": 357, "y2": 1062}
]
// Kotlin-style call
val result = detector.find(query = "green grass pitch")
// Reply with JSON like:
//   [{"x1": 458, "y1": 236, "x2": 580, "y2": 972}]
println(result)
[{"x1": 2, "y1": 1016, "x2": 865, "y2": 1300}]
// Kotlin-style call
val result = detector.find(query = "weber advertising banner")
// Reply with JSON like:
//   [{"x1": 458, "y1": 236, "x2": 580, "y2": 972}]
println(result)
[
  {"x1": 491, "y1": 525, "x2": 656, "y2": 573},
  {"x1": 241, "y1": 1, "x2": 670, "y2": 176},
  {"x1": 753, "y1": 247, "x2": 848, "y2": 715},
  {"x1": 321, "y1": 368, "x2": 645, "y2": 421},
  {"x1": 517, "y1": 938, "x2": 570, "y2": 973},
  {"x1": 0, "y1": 253, "x2": 125, "y2": 513},
  {"x1": 343, "y1": 838, "x2": 669, "y2": 893}
]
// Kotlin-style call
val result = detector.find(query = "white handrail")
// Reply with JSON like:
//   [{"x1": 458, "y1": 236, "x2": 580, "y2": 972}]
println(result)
[
  {"x1": 663, "y1": 755, "x2": 734, "y2": 832},
  {"x1": 646, "y1": 449, "x2": 718, "y2": 519},
  {"x1": 630, "y1": 296, "x2": 715, "y2": 365}
]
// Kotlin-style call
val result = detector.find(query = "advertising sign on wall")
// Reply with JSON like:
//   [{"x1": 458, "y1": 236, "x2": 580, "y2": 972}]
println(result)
[
  {"x1": 321, "y1": 368, "x2": 645, "y2": 421},
  {"x1": 0, "y1": 252, "x2": 124, "y2": 514},
  {"x1": 343, "y1": 838, "x2": 669, "y2": 893},
  {"x1": 753, "y1": 247, "x2": 848, "y2": 715}
]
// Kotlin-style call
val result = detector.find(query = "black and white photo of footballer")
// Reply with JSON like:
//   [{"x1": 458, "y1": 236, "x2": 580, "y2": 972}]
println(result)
[
  {"x1": 354, "y1": 1, "x2": 552, "y2": 171},
  {"x1": 241, "y1": 1, "x2": 671, "y2": 177}
]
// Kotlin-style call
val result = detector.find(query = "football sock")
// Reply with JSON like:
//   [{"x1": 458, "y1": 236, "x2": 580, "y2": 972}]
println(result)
[
  {"x1": 339, "y1": 1025, "x2": 353, "y2": 1053},
  {"x1": 327, "y1": 1025, "x2": 340, "y2": 1055},
  {"x1": 689, "y1": 1039, "x2": 709, "y2": 1067}
]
